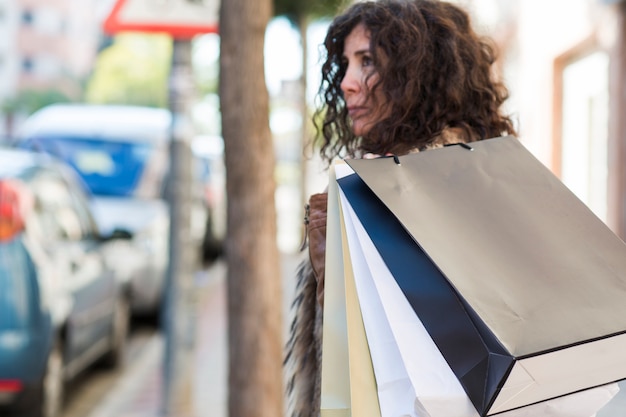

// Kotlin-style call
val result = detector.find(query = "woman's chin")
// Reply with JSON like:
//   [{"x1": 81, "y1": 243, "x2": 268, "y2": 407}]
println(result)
[{"x1": 351, "y1": 122, "x2": 370, "y2": 137}]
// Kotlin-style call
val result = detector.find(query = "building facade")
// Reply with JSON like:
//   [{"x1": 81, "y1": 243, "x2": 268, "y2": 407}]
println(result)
[
  {"x1": 469, "y1": 0, "x2": 626, "y2": 239},
  {"x1": 0, "y1": 0, "x2": 105, "y2": 136}
]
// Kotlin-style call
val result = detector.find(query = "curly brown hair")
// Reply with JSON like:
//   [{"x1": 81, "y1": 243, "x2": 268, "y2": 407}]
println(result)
[{"x1": 314, "y1": 0, "x2": 517, "y2": 163}]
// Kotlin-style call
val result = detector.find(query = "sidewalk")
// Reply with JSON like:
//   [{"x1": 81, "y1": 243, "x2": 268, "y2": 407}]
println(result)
[{"x1": 87, "y1": 252, "x2": 302, "y2": 417}]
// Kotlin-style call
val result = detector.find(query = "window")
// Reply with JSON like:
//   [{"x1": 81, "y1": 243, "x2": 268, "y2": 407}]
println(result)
[
  {"x1": 554, "y1": 38, "x2": 610, "y2": 224},
  {"x1": 61, "y1": 172, "x2": 100, "y2": 239},
  {"x1": 21, "y1": 136, "x2": 159, "y2": 197},
  {"x1": 22, "y1": 57, "x2": 33, "y2": 73},
  {"x1": 29, "y1": 169, "x2": 97, "y2": 241},
  {"x1": 558, "y1": 51, "x2": 609, "y2": 222},
  {"x1": 21, "y1": 9, "x2": 33, "y2": 25}
]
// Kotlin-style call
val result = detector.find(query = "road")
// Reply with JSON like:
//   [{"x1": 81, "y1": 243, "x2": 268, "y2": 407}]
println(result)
[
  {"x1": 60, "y1": 320, "x2": 159, "y2": 417},
  {"x1": 57, "y1": 251, "x2": 301, "y2": 417}
]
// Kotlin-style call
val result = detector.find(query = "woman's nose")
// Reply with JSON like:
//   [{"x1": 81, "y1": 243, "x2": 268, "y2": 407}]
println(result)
[{"x1": 340, "y1": 65, "x2": 360, "y2": 96}]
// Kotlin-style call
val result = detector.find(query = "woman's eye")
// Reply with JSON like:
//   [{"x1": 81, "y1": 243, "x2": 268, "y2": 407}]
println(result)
[{"x1": 362, "y1": 55, "x2": 374, "y2": 68}]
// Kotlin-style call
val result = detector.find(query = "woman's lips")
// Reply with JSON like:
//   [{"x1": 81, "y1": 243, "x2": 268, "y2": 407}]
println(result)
[{"x1": 348, "y1": 106, "x2": 367, "y2": 118}]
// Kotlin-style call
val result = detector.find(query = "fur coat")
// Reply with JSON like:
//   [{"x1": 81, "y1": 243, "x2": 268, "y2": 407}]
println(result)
[{"x1": 284, "y1": 258, "x2": 324, "y2": 417}]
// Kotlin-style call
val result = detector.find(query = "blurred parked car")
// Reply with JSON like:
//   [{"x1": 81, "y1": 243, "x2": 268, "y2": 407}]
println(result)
[
  {"x1": 0, "y1": 148, "x2": 130, "y2": 417},
  {"x1": 14, "y1": 104, "x2": 180, "y2": 321}
]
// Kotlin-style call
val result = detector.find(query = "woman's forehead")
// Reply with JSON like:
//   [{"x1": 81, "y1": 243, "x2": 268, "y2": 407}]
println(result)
[{"x1": 343, "y1": 24, "x2": 371, "y2": 52}]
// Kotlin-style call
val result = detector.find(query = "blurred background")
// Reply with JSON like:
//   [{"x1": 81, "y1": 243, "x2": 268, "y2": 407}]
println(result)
[
  {"x1": 0, "y1": 0, "x2": 624, "y2": 241},
  {"x1": 0, "y1": 0, "x2": 625, "y2": 416}
]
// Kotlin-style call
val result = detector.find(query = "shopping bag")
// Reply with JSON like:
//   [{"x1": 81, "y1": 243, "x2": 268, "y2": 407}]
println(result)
[
  {"x1": 320, "y1": 163, "x2": 350, "y2": 417},
  {"x1": 336, "y1": 164, "x2": 619, "y2": 417},
  {"x1": 337, "y1": 164, "x2": 476, "y2": 417},
  {"x1": 337, "y1": 168, "x2": 420, "y2": 417},
  {"x1": 320, "y1": 161, "x2": 382, "y2": 417},
  {"x1": 339, "y1": 196, "x2": 382, "y2": 417},
  {"x1": 340, "y1": 136, "x2": 626, "y2": 416}
]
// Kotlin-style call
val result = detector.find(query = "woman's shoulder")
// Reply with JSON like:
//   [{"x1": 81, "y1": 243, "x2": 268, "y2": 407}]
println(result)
[{"x1": 414, "y1": 127, "x2": 473, "y2": 153}]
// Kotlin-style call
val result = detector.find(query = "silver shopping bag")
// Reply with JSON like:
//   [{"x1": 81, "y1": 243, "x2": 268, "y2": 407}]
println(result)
[{"x1": 340, "y1": 136, "x2": 626, "y2": 416}]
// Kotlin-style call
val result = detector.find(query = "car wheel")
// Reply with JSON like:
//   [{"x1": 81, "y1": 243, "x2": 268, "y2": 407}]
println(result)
[
  {"x1": 100, "y1": 296, "x2": 129, "y2": 369},
  {"x1": 33, "y1": 342, "x2": 64, "y2": 417}
]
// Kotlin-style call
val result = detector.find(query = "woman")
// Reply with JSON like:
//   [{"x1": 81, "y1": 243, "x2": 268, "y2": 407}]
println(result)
[{"x1": 284, "y1": 1, "x2": 517, "y2": 415}]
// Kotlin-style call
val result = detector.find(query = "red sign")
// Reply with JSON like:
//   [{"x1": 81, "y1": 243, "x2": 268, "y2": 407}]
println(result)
[{"x1": 103, "y1": 0, "x2": 219, "y2": 39}]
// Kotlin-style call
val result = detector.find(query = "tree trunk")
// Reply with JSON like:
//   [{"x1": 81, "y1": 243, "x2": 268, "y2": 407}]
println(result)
[{"x1": 219, "y1": 0, "x2": 284, "y2": 416}]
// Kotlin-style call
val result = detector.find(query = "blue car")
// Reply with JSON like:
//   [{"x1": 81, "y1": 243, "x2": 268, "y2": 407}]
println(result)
[
  {"x1": 15, "y1": 104, "x2": 173, "y2": 321},
  {"x1": 0, "y1": 148, "x2": 130, "y2": 417}
]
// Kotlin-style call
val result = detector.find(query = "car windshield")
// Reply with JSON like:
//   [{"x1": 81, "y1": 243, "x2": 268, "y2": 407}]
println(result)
[{"x1": 19, "y1": 136, "x2": 153, "y2": 197}]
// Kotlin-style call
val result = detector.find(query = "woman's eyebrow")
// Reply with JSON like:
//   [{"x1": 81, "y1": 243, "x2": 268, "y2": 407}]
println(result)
[{"x1": 341, "y1": 48, "x2": 370, "y2": 59}]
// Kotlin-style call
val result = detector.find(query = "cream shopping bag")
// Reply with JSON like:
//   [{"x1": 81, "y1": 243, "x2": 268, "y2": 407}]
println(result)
[
  {"x1": 340, "y1": 194, "x2": 382, "y2": 417},
  {"x1": 321, "y1": 161, "x2": 381, "y2": 417}
]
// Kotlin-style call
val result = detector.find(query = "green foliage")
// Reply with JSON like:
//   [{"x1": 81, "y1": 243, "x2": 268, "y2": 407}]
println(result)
[
  {"x1": 274, "y1": 0, "x2": 345, "y2": 24},
  {"x1": 2, "y1": 89, "x2": 71, "y2": 116},
  {"x1": 85, "y1": 33, "x2": 172, "y2": 108}
]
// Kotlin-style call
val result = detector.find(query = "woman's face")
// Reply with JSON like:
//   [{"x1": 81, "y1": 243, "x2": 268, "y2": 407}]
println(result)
[{"x1": 340, "y1": 23, "x2": 387, "y2": 137}]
